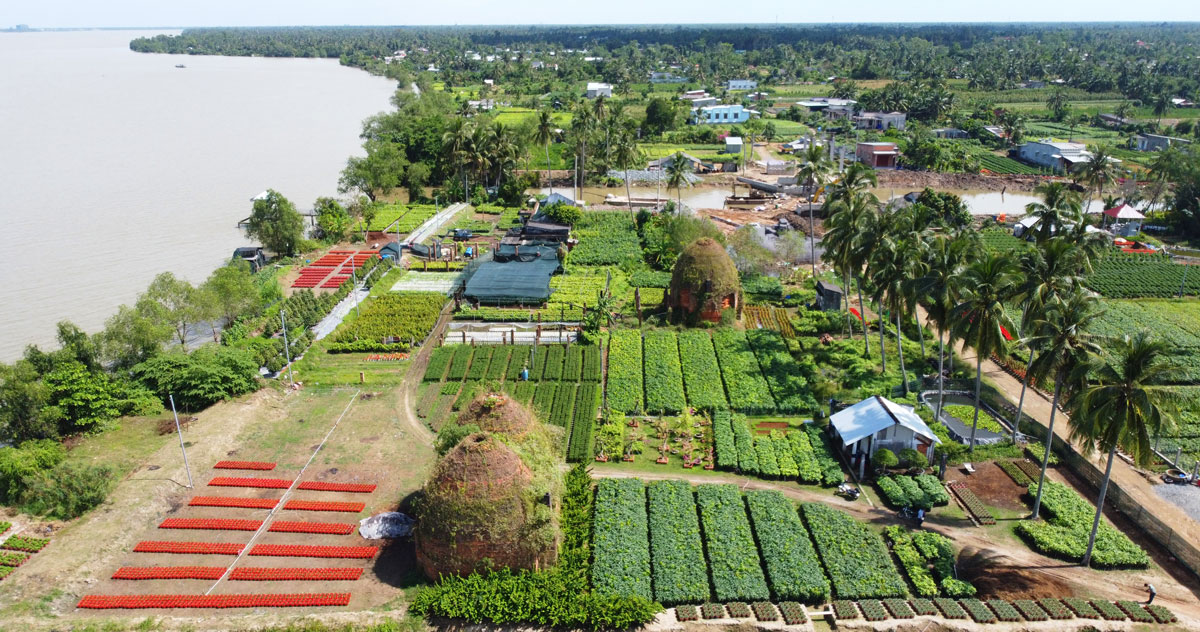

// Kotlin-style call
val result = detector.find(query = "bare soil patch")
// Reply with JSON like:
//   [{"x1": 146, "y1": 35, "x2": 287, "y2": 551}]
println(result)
[{"x1": 960, "y1": 461, "x2": 1029, "y2": 514}]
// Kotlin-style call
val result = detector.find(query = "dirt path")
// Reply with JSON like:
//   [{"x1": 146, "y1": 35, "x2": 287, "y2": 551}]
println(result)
[{"x1": 394, "y1": 307, "x2": 456, "y2": 448}]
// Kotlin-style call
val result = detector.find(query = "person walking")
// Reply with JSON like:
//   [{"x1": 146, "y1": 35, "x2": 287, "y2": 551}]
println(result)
[{"x1": 1144, "y1": 583, "x2": 1156, "y2": 604}]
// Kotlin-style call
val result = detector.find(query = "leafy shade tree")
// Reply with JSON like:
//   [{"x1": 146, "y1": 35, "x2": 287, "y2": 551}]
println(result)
[
  {"x1": 727, "y1": 225, "x2": 774, "y2": 275},
  {"x1": 99, "y1": 301, "x2": 173, "y2": 370},
  {"x1": 1025, "y1": 291, "x2": 1103, "y2": 519},
  {"x1": 133, "y1": 345, "x2": 260, "y2": 412},
  {"x1": 1024, "y1": 182, "x2": 1083, "y2": 243},
  {"x1": 314, "y1": 197, "x2": 351, "y2": 242},
  {"x1": 200, "y1": 261, "x2": 262, "y2": 330},
  {"x1": 1068, "y1": 331, "x2": 1177, "y2": 567},
  {"x1": 143, "y1": 272, "x2": 199, "y2": 348},
  {"x1": 643, "y1": 97, "x2": 680, "y2": 136},
  {"x1": 338, "y1": 138, "x2": 407, "y2": 202},
  {"x1": 245, "y1": 189, "x2": 305, "y2": 257},
  {"x1": 950, "y1": 253, "x2": 1018, "y2": 452}
]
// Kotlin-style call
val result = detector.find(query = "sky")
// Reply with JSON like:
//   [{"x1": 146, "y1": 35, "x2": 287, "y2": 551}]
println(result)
[{"x1": 3, "y1": 0, "x2": 1199, "y2": 29}]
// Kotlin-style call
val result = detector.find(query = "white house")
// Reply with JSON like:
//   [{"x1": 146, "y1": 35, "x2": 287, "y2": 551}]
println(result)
[
  {"x1": 1017, "y1": 140, "x2": 1093, "y2": 172},
  {"x1": 829, "y1": 395, "x2": 942, "y2": 478},
  {"x1": 693, "y1": 104, "x2": 755, "y2": 125},
  {"x1": 724, "y1": 136, "x2": 743, "y2": 155},
  {"x1": 854, "y1": 111, "x2": 907, "y2": 131},
  {"x1": 585, "y1": 82, "x2": 613, "y2": 98},
  {"x1": 650, "y1": 71, "x2": 687, "y2": 83},
  {"x1": 727, "y1": 79, "x2": 758, "y2": 91}
]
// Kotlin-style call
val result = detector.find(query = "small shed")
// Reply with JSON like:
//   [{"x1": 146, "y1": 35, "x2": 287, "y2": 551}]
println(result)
[
  {"x1": 378, "y1": 241, "x2": 402, "y2": 261},
  {"x1": 725, "y1": 136, "x2": 744, "y2": 155},
  {"x1": 815, "y1": 281, "x2": 844, "y2": 311},
  {"x1": 829, "y1": 395, "x2": 941, "y2": 478}
]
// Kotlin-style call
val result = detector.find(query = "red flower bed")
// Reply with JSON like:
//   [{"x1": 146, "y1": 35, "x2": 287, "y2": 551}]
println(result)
[
  {"x1": 248, "y1": 544, "x2": 378, "y2": 559},
  {"x1": 296, "y1": 482, "x2": 377, "y2": 493},
  {"x1": 213, "y1": 461, "x2": 276, "y2": 471},
  {"x1": 229, "y1": 567, "x2": 363, "y2": 581},
  {"x1": 133, "y1": 541, "x2": 244, "y2": 555},
  {"x1": 208, "y1": 477, "x2": 293, "y2": 489},
  {"x1": 113, "y1": 566, "x2": 226, "y2": 580},
  {"x1": 77, "y1": 593, "x2": 352, "y2": 609},
  {"x1": 283, "y1": 500, "x2": 365, "y2": 513},
  {"x1": 268, "y1": 521, "x2": 355, "y2": 535},
  {"x1": 190, "y1": 496, "x2": 279, "y2": 509},
  {"x1": 160, "y1": 518, "x2": 262, "y2": 531}
]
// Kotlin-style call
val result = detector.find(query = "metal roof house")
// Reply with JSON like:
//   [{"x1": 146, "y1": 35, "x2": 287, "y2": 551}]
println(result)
[
  {"x1": 830, "y1": 395, "x2": 941, "y2": 477},
  {"x1": 585, "y1": 82, "x2": 613, "y2": 98}
]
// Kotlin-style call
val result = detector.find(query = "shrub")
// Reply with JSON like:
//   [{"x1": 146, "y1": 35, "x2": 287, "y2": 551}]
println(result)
[
  {"x1": 872, "y1": 448, "x2": 898, "y2": 469},
  {"x1": 133, "y1": 346, "x2": 258, "y2": 412},
  {"x1": 898, "y1": 448, "x2": 926, "y2": 469},
  {"x1": 0, "y1": 439, "x2": 66, "y2": 505},
  {"x1": 19, "y1": 462, "x2": 113, "y2": 520}
]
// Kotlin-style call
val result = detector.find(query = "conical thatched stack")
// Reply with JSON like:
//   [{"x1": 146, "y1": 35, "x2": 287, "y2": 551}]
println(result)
[
  {"x1": 667, "y1": 237, "x2": 742, "y2": 323},
  {"x1": 414, "y1": 394, "x2": 559, "y2": 579}
]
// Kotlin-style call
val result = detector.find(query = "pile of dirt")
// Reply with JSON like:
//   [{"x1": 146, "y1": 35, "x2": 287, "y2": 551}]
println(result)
[{"x1": 958, "y1": 546, "x2": 1074, "y2": 600}]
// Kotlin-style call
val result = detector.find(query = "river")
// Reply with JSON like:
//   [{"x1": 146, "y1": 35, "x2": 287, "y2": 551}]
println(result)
[{"x1": 0, "y1": 30, "x2": 398, "y2": 361}]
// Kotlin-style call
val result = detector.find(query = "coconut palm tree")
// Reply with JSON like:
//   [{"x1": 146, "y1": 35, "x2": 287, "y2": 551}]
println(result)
[
  {"x1": 1024, "y1": 182, "x2": 1083, "y2": 243},
  {"x1": 570, "y1": 103, "x2": 596, "y2": 185},
  {"x1": 950, "y1": 252, "x2": 1018, "y2": 452},
  {"x1": 612, "y1": 130, "x2": 641, "y2": 219},
  {"x1": 908, "y1": 232, "x2": 974, "y2": 421},
  {"x1": 822, "y1": 191, "x2": 881, "y2": 356},
  {"x1": 827, "y1": 162, "x2": 878, "y2": 205},
  {"x1": 1067, "y1": 331, "x2": 1177, "y2": 566},
  {"x1": 534, "y1": 109, "x2": 556, "y2": 197},
  {"x1": 797, "y1": 143, "x2": 833, "y2": 278},
  {"x1": 869, "y1": 211, "x2": 929, "y2": 392},
  {"x1": 1025, "y1": 291, "x2": 1104, "y2": 519},
  {"x1": 1010, "y1": 238, "x2": 1092, "y2": 442},
  {"x1": 441, "y1": 118, "x2": 473, "y2": 202},
  {"x1": 1073, "y1": 144, "x2": 1120, "y2": 213},
  {"x1": 665, "y1": 152, "x2": 693, "y2": 211}
]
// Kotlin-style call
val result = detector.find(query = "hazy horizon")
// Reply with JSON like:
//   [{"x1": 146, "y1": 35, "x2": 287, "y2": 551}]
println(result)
[{"x1": 4, "y1": 0, "x2": 1199, "y2": 29}]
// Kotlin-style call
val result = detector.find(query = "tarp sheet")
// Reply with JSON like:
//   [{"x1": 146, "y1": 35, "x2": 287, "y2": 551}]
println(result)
[{"x1": 465, "y1": 245, "x2": 560, "y2": 304}]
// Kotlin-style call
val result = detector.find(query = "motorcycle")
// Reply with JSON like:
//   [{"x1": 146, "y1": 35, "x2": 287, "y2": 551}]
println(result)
[
  {"x1": 836, "y1": 483, "x2": 861, "y2": 501},
  {"x1": 898, "y1": 506, "x2": 926, "y2": 527}
]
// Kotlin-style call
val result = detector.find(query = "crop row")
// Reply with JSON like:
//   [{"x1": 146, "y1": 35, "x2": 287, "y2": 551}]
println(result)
[
  {"x1": 567, "y1": 212, "x2": 642, "y2": 265},
  {"x1": 1014, "y1": 480, "x2": 1148, "y2": 568},
  {"x1": 213, "y1": 461, "x2": 276, "y2": 470},
  {"x1": 77, "y1": 593, "x2": 352, "y2": 609},
  {"x1": 207, "y1": 477, "x2": 291, "y2": 489},
  {"x1": 548, "y1": 383, "x2": 577, "y2": 428},
  {"x1": 712, "y1": 330, "x2": 775, "y2": 413},
  {"x1": 112, "y1": 565, "x2": 365, "y2": 581},
  {"x1": 0, "y1": 552, "x2": 30, "y2": 567},
  {"x1": 886, "y1": 526, "x2": 975, "y2": 598},
  {"x1": 644, "y1": 331, "x2": 687, "y2": 413},
  {"x1": 283, "y1": 500, "x2": 365, "y2": 512},
  {"x1": 712, "y1": 411, "x2": 737, "y2": 470},
  {"x1": 744, "y1": 490, "x2": 829, "y2": 603},
  {"x1": 0, "y1": 536, "x2": 49, "y2": 553},
  {"x1": 646, "y1": 480, "x2": 710, "y2": 605},
  {"x1": 746, "y1": 330, "x2": 816, "y2": 413},
  {"x1": 591, "y1": 478, "x2": 652, "y2": 600},
  {"x1": 695, "y1": 484, "x2": 769, "y2": 602},
  {"x1": 801, "y1": 503, "x2": 907, "y2": 599},
  {"x1": 296, "y1": 482, "x2": 376, "y2": 493},
  {"x1": 567, "y1": 384, "x2": 599, "y2": 462},
  {"x1": 948, "y1": 482, "x2": 995, "y2": 525},
  {"x1": 248, "y1": 545, "x2": 378, "y2": 559},
  {"x1": 678, "y1": 331, "x2": 729, "y2": 410},
  {"x1": 190, "y1": 496, "x2": 278, "y2": 509},
  {"x1": 832, "y1": 598, "x2": 1175, "y2": 624},
  {"x1": 607, "y1": 330, "x2": 644, "y2": 414}
]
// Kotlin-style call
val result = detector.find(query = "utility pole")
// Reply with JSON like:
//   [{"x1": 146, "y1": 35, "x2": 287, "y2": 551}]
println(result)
[
  {"x1": 280, "y1": 309, "x2": 295, "y2": 386},
  {"x1": 169, "y1": 395, "x2": 194, "y2": 489}
]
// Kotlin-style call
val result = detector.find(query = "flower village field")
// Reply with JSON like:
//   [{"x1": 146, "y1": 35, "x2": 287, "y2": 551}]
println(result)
[{"x1": 4, "y1": 210, "x2": 1200, "y2": 632}]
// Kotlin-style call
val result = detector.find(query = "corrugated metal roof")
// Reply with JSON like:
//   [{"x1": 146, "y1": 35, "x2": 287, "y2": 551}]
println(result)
[{"x1": 829, "y1": 395, "x2": 941, "y2": 446}]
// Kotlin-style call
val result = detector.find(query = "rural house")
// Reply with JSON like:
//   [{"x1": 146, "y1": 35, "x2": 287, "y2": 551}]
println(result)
[
  {"x1": 693, "y1": 104, "x2": 754, "y2": 124},
  {"x1": 856, "y1": 142, "x2": 899, "y2": 168},
  {"x1": 585, "y1": 82, "x2": 612, "y2": 98},
  {"x1": 1137, "y1": 134, "x2": 1191, "y2": 152},
  {"x1": 853, "y1": 111, "x2": 907, "y2": 131},
  {"x1": 829, "y1": 395, "x2": 941, "y2": 478},
  {"x1": 727, "y1": 79, "x2": 757, "y2": 90},
  {"x1": 1017, "y1": 140, "x2": 1112, "y2": 173}
]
